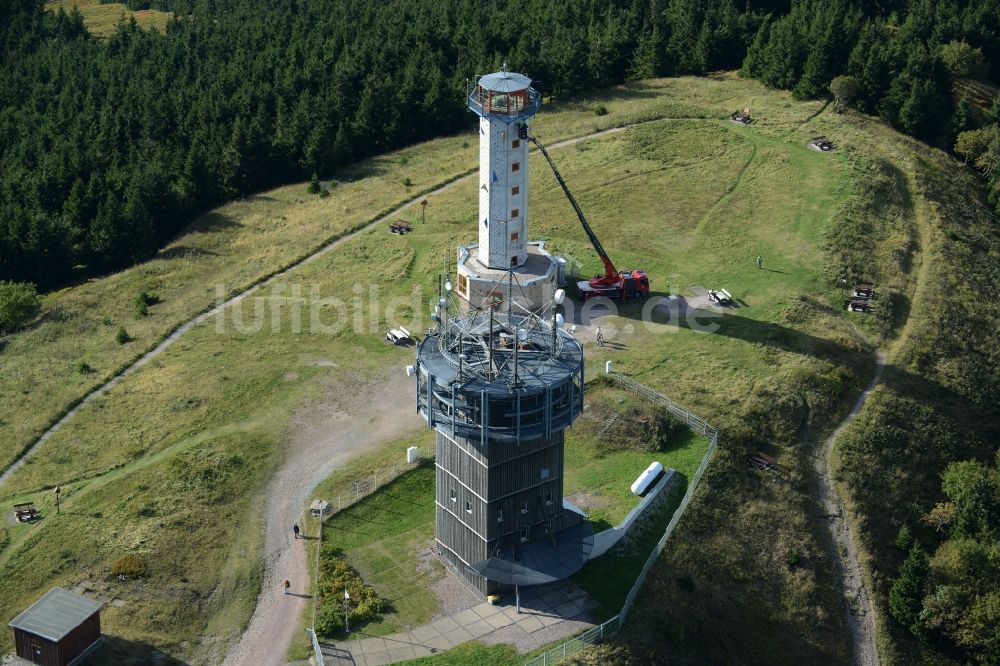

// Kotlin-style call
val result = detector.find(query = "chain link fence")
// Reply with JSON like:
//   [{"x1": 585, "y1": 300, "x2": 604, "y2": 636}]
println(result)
[
  {"x1": 308, "y1": 441, "x2": 435, "y2": 665},
  {"x1": 522, "y1": 371, "x2": 718, "y2": 666}
]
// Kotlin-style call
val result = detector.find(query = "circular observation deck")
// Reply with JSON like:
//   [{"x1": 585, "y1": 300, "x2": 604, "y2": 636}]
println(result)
[
  {"x1": 467, "y1": 70, "x2": 542, "y2": 122},
  {"x1": 415, "y1": 310, "x2": 583, "y2": 444}
]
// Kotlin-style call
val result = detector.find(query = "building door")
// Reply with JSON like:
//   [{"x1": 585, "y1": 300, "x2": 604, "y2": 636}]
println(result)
[{"x1": 31, "y1": 643, "x2": 43, "y2": 664}]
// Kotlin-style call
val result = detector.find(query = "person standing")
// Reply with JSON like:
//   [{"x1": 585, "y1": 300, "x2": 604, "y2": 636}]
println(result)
[
  {"x1": 756, "y1": 255, "x2": 763, "y2": 269},
  {"x1": 293, "y1": 523, "x2": 300, "y2": 539},
  {"x1": 283, "y1": 579, "x2": 291, "y2": 595},
  {"x1": 596, "y1": 326, "x2": 604, "y2": 347}
]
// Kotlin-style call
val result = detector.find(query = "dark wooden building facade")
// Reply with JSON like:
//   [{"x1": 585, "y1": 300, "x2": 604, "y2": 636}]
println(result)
[
  {"x1": 416, "y1": 310, "x2": 587, "y2": 595},
  {"x1": 9, "y1": 588, "x2": 102, "y2": 666}
]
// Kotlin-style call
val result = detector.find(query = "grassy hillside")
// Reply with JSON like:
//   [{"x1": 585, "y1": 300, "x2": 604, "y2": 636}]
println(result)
[
  {"x1": 0, "y1": 73, "x2": 959, "y2": 663},
  {"x1": 45, "y1": 0, "x2": 172, "y2": 37},
  {"x1": 619, "y1": 94, "x2": 1000, "y2": 665}
]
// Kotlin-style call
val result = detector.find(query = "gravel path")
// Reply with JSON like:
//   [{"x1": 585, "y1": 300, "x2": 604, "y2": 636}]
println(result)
[
  {"x1": 814, "y1": 351, "x2": 885, "y2": 666},
  {"x1": 0, "y1": 116, "x2": 680, "y2": 490},
  {"x1": 222, "y1": 370, "x2": 422, "y2": 666}
]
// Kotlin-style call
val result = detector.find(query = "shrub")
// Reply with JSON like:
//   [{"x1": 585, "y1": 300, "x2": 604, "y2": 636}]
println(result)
[
  {"x1": 115, "y1": 326, "x2": 130, "y2": 344},
  {"x1": 315, "y1": 550, "x2": 388, "y2": 636},
  {"x1": 594, "y1": 104, "x2": 608, "y2": 116},
  {"x1": 307, "y1": 172, "x2": 320, "y2": 194},
  {"x1": 0, "y1": 281, "x2": 42, "y2": 333},
  {"x1": 402, "y1": 177, "x2": 412, "y2": 188},
  {"x1": 829, "y1": 75, "x2": 859, "y2": 111},
  {"x1": 111, "y1": 554, "x2": 148, "y2": 579},
  {"x1": 77, "y1": 361, "x2": 93, "y2": 374},
  {"x1": 895, "y1": 524, "x2": 913, "y2": 551}
]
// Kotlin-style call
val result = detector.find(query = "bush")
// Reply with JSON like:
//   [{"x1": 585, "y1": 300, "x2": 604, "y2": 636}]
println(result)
[
  {"x1": 315, "y1": 549, "x2": 388, "y2": 636},
  {"x1": 134, "y1": 290, "x2": 160, "y2": 318},
  {"x1": 594, "y1": 104, "x2": 608, "y2": 116},
  {"x1": 77, "y1": 361, "x2": 93, "y2": 374},
  {"x1": 115, "y1": 326, "x2": 130, "y2": 344},
  {"x1": 0, "y1": 281, "x2": 42, "y2": 333},
  {"x1": 307, "y1": 172, "x2": 320, "y2": 194},
  {"x1": 402, "y1": 177, "x2": 412, "y2": 188},
  {"x1": 111, "y1": 554, "x2": 148, "y2": 579}
]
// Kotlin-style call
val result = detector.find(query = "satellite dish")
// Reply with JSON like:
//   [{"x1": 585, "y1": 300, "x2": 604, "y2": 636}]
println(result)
[
  {"x1": 405, "y1": 365, "x2": 415, "y2": 377},
  {"x1": 439, "y1": 297, "x2": 447, "y2": 307},
  {"x1": 553, "y1": 289, "x2": 565, "y2": 305},
  {"x1": 445, "y1": 281, "x2": 453, "y2": 292},
  {"x1": 570, "y1": 325, "x2": 578, "y2": 334},
  {"x1": 517, "y1": 328, "x2": 528, "y2": 341},
  {"x1": 555, "y1": 313, "x2": 565, "y2": 326}
]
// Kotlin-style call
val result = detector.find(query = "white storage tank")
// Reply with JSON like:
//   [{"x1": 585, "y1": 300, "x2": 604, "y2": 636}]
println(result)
[
  {"x1": 406, "y1": 446, "x2": 420, "y2": 464},
  {"x1": 631, "y1": 461, "x2": 664, "y2": 496}
]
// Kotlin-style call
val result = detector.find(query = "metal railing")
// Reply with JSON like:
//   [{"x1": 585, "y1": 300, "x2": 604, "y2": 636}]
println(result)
[
  {"x1": 523, "y1": 372, "x2": 718, "y2": 666},
  {"x1": 321, "y1": 442, "x2": 434, "y2": 516}
]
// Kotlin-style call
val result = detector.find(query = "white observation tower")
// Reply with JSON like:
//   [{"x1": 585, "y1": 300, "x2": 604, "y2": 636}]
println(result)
[{"x1": 455, "y1": 66, "x2": 563, "y2": 312}]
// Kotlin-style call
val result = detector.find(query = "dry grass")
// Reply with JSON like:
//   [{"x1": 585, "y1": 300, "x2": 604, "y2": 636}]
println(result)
[
  {"x1": 0, "y1": 74, "x2": 920, "y2": 663},
  {"x1": 45, "y1": 0, "x2": 172, "y2": 37}
]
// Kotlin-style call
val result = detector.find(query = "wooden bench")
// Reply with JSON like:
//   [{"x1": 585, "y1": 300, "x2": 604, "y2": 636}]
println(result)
[{"x1": 13, "y1": 502, "x2": 40, "y2": 522}]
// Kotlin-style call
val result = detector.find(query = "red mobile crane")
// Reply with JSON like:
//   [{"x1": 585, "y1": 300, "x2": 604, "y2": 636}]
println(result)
[{"x1": 524, "y1": 126, "x2": 650, "y2": 301}]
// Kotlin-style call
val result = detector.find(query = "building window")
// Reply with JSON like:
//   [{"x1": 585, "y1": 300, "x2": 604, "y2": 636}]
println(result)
[
  {"x1": 511, "y1": 162, "x2": 520, "y2": 172},
  {"x1": 465, "y1": 500, "x2": 472, "y2": 514},
  {"x1": 540, "y1": 467, "x2": 550, "y2": 480},
  {"x1": 510, "y1": 232, "x2": 519, "y2": 241},
  {"x1": 512, "y1": 185, "x2": 520, "y2": 195},
  {"x1": 512, "y1": 139, "x2": 520, "y2": 149},
  {"x1": 458, "y1": 274, "x2": 468, "y2": 294},
  {"x1": 450, "y1": 489, "x2": 456, "y2": 502},
  {"x1": 520, "y1": 527, "x2": 529, "y2": 543},
  {"x1": 520, "y1": 501, "x2": 529, "y2": 514},
  {"x1": 510, "y1": 256, "x2": 518, "y2": 267},
  {"x1": 497, "y1": 509, "x2": 504, "y2": 523},
  {"x1": 545, "y1": 493, "x2": 553, "y2": 506},
  {"x1": 511, "y1": 209, "x2": 519, "y2": 218}
]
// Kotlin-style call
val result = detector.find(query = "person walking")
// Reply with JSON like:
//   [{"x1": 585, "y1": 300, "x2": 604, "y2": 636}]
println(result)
[
  {"x1": 756, "y1": 255, "x2": 763, "y2": 269},
  {"x1": 293, "y1": 523, "x2": 300, "y2": 539},
  {"x1": 595, "y1": 326, "x2": 604, "y2": 347},
  {"x1": 283, "y1": 579, "x2": 291, "y2": 595}
]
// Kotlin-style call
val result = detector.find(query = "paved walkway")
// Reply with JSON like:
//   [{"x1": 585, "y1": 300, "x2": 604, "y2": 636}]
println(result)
[{"x1": 322, "y1": 581, "x2": 599, "y2": 665}]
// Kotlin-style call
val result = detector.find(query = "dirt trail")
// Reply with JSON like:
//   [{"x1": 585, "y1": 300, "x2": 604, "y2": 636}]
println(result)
[
  {"x1": 814, "y1": 351, "x2": 885, "y2": 666},
  {"x1": 0, "y1": 118, "x2": 679, "y2": 490},
  {"x1": 222, "y1": 371, "x2": 422, "y2": 666},
  {"x1": 814, "y1": 157, "x2": 934, "y2": 666}
]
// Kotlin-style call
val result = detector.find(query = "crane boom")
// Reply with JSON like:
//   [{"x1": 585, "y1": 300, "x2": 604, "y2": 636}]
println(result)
[{"x1": 528, "y1": 133, "x2": 619, "y2": 284}]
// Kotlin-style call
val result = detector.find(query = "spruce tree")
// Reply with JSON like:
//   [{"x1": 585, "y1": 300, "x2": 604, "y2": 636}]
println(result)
[{"x1": 889, "y1": 544, "x2": 929, "y2": 633}]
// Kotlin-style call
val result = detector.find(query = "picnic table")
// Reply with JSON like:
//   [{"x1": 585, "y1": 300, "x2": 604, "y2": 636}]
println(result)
[
  {"x1": 385, "y1": 326, "x2": 413, "y2": 345},
  {"x1": 13, "y1": 502, "x2": 40, "y2": 522}
]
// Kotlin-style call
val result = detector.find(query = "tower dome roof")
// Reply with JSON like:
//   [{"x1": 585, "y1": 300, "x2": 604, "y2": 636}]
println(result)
[{"x1": 477, "y1": 70, "x2": 532, "y2": 93}]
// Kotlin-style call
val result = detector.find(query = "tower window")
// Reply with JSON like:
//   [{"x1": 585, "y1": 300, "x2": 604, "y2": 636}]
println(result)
[
  {"x1": 511, "y1": 186, "x2": 520, "y2": 195},
  {"x1": 540, "y1": 467, "x2": 550, "y2": 480},
  {"x1": 511, "y1": 209, "x2": 519, "y2": 218},
  {"x1": 520, "y1": 501, "x2": 529, "y2": 514},
  {"x1": 450, "y1": 489, "x2": 456, "y2": 502},
  {"x1": 510, "y1": 232, "x2": 519, "y2": 241},
  {"x1": 512, "y1": 139, "x2": 520, "y2": 149},
  {"x1": 458, "y1": 274, "x2": 468, "y2": 294},
  {"x1": 510, "y1": 256, "x2": 518, "y2": 267},
  {"x1": 520, "y1": 528, "x2": 529, "y2": 543},
  {"x1": 465, "y1": 500, "x2": 472, "y2": 514},
  {"x1": 545, "y1": 493, "x2": 553, "y2": 506},
  {"x1": 511, "y1": 162, "x2": 520, "y2": 172}
]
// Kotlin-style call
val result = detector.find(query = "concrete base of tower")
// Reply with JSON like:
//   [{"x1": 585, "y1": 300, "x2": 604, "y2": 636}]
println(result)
[{"x1": 455, "y1": 241, "x2": 564, "y2": 313}]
